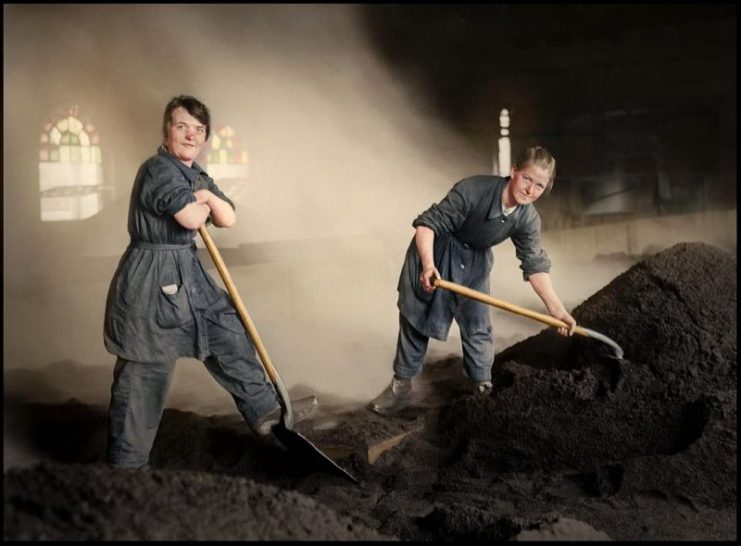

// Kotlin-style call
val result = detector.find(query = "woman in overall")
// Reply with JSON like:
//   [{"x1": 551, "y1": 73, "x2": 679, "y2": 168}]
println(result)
[
  {"x1": 104, "y1": 95, "x2": 316, "y2": 468},
  {"x1": 370, "y1": 146, "x2": 577, "y2": 415}
]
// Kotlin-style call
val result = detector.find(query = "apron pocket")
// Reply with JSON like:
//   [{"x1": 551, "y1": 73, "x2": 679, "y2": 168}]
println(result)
[{"x1": 155, "y1": 284, "x2": 194, "y2": 329}]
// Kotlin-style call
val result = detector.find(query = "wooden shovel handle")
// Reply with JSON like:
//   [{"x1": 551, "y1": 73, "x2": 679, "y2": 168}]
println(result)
[
  {"x1": 198, "y1": 226, "x2": 279, "y2": 384},
  {"x1": 433, "y1": 278, "x2": 590, "y2": 337}
]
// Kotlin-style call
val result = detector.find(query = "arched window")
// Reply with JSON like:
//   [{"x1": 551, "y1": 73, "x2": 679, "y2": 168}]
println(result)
[
  {"x1": 497, "y1": 108, "x2": 511, "y2": 176},
  {"x1": 39, "y1": 106, "x2": 106, "y2": 221}
]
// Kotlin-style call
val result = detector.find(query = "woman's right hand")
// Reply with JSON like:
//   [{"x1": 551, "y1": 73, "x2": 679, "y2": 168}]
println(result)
[
  {"x1": 419, "y1": 266, "x2": 441, "y2": 294},
  {"x1": 174, "y1": 191, "x2": 212, "y2": 230}
]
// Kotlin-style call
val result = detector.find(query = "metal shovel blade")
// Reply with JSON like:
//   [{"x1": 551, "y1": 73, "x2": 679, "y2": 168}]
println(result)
[
  {"x1": 580, "y1": 327, "x2": 624, "y2": 360},
  {"x1": 272, "y1": 423, "x2": 360, "y2": 484},
  {"x1": 198, "y1": 226, "x2": 359, "y2": 485}
]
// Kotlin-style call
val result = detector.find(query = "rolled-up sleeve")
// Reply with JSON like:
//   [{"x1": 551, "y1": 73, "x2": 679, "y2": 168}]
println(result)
[
  {"x1": 412, "y1": 179, "x2": 471, "y2": 235},
  {"x1": 512, "y1": 209, "x2": 551, "y2": 280},
  {"x1": 140, "y1": 162, "x2": 196, "y2": 216}
]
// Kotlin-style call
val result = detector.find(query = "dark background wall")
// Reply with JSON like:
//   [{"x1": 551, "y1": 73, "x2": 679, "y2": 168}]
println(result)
[{"x1": 360, "y1": 4, "x2": 737, "y2": 228}]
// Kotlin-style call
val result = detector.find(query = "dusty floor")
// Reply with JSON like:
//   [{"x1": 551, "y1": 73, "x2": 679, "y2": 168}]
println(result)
[{"x1": 4, "y1": 242, "x2": 737, "y2": 540}]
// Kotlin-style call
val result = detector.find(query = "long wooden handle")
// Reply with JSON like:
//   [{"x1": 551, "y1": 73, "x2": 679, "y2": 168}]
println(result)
[
  {"x1": 198, "y1": 226, "x2": 279, "y2": 384},
  {"x1": 433, "y1": 278, "x2": 590, "y2": 337}
]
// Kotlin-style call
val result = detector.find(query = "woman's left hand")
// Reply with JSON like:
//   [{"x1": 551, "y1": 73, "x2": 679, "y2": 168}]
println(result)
[{"x1": 552, "y1": 310, "x2": 577, "y2": 337}]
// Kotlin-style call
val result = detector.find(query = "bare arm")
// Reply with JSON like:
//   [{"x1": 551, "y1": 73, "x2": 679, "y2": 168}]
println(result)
[
  {"x1": 195, "y1": 189, "x2": 236, "y2": 228},
  {"x1": 173, "y1": 189, "x2": 236, "y2": 230},
  {"x1": 173, "y1": 192, "x2": 211, "y2": 230},
  {"x1": 415, "y1": 225, "x2": 440, "y2": 293},
  {"x1": 528, "y1": 271, "x2": 577, "y2": 336}
]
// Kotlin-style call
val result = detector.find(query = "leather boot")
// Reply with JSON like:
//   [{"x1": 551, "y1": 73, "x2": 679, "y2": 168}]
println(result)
[
  {"x1": 369, "y1": 376, "x2": 412, "y2": 416},
  {"x1": 473, "y1": 380, "x2": 493, "y2": 395}
]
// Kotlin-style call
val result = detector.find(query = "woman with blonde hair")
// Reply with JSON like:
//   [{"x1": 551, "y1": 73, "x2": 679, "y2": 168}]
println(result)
[{"x1": 371, "y1": 146, "x2": 576, "y2": 415}]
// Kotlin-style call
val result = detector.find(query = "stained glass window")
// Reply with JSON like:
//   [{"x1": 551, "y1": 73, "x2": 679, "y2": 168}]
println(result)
[
  {"x1": 207, "y1": 125, "x2": 249, "y2": 165},
  {"x1": 39, "y1": 105, "x2": 107, "y2": 221},
  {"x1": 39, "y1": 106, "x2": 101, "y2": 164},
  {"x1": 497, "y1": 108, "x2": 511, "y2": 176}
]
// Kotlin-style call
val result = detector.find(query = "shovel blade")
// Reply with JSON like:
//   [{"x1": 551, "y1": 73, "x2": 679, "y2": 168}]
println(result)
[{"x1": 272, "y1": 423, "x2": 360, "y2": 484}]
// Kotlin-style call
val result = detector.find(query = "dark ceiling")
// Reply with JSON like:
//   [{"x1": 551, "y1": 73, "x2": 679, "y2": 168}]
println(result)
[
  {"x1": 359, "y1": 4, "x2": 736, "y2": 219},
  {"x1": 360, "y1": 4, "x2": 737, "y2": 140}
]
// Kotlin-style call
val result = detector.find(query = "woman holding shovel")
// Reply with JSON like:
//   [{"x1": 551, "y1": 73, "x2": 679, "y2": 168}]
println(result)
[
  {"x1": 103, "y1": 95, "x2": 316, "y2": 469},
  {"x1": 371, "y1": 146, "x2": 577, "y2": 415}
]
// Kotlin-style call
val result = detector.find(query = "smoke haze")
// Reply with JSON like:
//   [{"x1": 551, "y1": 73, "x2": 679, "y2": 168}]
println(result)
[{"x1": 4, "y1": 5, "x2": 735, "y2": 424}]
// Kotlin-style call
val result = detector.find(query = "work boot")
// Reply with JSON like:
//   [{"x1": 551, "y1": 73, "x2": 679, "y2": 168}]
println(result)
[
  {"x1": 369, "y1": 376, "x2": 412, "y2": 416},
  {"x1": 251, "y1": 396, "x2": 319, "y2": 437},
  {"x1": 473, "y1": 380, "x2": 493, "y2": 395}
]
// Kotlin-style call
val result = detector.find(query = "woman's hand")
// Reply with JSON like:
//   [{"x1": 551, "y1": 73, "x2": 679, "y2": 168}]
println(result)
[
  {"x1": 528, "y1": 272, "x2": 576, "y2": 337},
  {"x1": 194, "y1": 189, "x2": 236, "y2": 228},
  {"x1": 419, "y1": 266, "x2": 441, "y2": 294},
  {"x1": 550, "y1": 308, "x2": 577, "y2": 336},
  {"x1": 174, "y1": 191, "x2": 211, "y2": 230}
]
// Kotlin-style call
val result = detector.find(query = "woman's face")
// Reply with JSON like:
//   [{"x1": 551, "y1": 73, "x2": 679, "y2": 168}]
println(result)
[
  {"x1": 165, "y1": 106, "x2": 208, "y2": 166},
  {"x1": 505, "y1": 163, "x2": 550, "y2": 206}
]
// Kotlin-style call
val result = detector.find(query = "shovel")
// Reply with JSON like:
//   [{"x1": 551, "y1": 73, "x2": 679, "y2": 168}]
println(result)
[
  {"x1": 198, "y1": 226, "x2": 359, "y2": 484},
  {"x1": 433, "y1": 278, "x2": 624, "y2": 360}
]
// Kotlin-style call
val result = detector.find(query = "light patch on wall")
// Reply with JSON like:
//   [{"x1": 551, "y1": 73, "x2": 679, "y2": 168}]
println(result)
[{"x1": 205, "y1": 123, "x2": 250, "y2": 207}]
